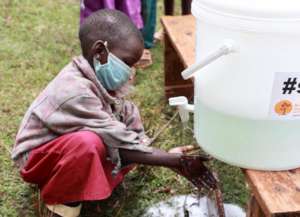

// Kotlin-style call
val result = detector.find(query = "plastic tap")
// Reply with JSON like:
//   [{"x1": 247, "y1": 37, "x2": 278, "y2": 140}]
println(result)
[{"x1": 169, "y1": 96, "x2": 194, "y2": 128}]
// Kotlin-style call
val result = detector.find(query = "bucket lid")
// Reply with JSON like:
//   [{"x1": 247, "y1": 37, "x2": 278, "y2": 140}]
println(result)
[
  {"x1": 194, "y1": 0, "x2": 300, "y2": 20},
  {"x1": 192, "y1": 0, "x2": 300, "y2": 33}
]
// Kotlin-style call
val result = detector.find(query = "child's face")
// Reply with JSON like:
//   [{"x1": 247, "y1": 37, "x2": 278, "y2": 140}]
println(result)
[
  {"x1": 91, "y1": 37, "x2": 143, "y2": 91},
  {"x1": 109, "y1": 37, "x2": 144, "y2": 67}
]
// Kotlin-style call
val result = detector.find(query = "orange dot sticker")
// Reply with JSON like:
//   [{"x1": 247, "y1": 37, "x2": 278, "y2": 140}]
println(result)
[{"x1": 274, "y1": 100, "x2": 293, "y2": 116}]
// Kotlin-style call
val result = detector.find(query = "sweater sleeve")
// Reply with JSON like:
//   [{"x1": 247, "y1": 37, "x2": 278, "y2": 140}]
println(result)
[
  {"x1": 33, "y1": 95, "x2": 152, "y2": 165},
  {"x1": 120, "y1": 100, "x2": 151, "y2": 146}
]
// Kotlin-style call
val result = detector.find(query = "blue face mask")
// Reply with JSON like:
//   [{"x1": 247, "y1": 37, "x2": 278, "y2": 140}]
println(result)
[{"x1": 93, "y1": 53, "x2": 131, "y2": 91}]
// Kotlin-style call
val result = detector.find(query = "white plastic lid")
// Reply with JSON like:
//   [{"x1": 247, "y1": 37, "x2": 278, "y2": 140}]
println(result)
[
  {"x1": 192, "y1": 0, "x2": 300, "y2": 33},
  {"x1": 196, "y1": 0, "x2": 300, "y2": 19}
]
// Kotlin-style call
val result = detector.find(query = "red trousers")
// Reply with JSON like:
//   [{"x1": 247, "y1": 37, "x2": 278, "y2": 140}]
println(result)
[{"x1": 20, "y1": 131, "x2": 131, "y2": 204}]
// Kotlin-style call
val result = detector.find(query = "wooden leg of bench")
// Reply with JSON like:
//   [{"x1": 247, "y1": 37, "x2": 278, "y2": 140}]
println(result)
[
  {"x1": 164, "y1": 32, "x2": 193, "y2": 100},
  {"x1": 247, "y1": 195, "x2": 267, "y2": 217},
  {"x1": 164, "y1": 32, "x2": 184, "y2": 99}
]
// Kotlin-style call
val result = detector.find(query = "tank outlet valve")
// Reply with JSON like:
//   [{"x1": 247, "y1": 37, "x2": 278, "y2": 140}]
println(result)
[
  {"x1": 169, "y1": 96, "x2": 195, "y2": 127},
  {"x1": 181, "y1": 39, "x2": 238, "y2": 80}
]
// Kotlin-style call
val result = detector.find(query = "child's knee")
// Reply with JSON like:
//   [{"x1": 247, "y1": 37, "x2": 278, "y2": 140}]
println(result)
[
  {"x1": 70, "y1": 131, "x2": 105, "y2": 155},
  {"x1": 77, "y1": 131, "x2": 102, "y2": 144}
]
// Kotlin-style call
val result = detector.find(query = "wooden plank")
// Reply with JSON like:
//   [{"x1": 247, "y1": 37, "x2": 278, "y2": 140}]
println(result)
[
  {"x1": 164, "y1": 31, "x2": 193, "y2": 99},
  {"x1": 161, "y1": 15, "x2": 196, "y2": 67},
  {"x1": 245, "y1": 168, "x2": 300, "y2": 215}
]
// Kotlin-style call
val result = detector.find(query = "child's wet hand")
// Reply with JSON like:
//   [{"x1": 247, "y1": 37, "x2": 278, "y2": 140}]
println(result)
[
  {"x1": 168, "y1": 145, "x2": 196, "y2": 154},
  {"x1": 170, "y1": 154, "x2": 217, "y2": 190}
]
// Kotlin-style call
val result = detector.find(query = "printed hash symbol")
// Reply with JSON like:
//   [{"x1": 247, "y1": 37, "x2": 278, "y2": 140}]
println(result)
[{"x1": 282, "y1": 77, "x2": 297, "y2": 94}]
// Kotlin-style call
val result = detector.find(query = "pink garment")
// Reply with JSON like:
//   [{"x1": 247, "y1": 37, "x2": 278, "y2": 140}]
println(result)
[
  {"x1": 80, "y1": 0, "x2": 143, "y2": 29},
  {"x1": 21, "y1": 131, "x2": 133, "y2": 204}
]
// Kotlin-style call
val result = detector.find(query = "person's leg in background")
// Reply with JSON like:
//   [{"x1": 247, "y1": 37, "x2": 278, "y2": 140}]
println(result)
[
  {"x1": 163, "y1": 0, "x2": 191, "y2": 15},
  {"x1": 181, "y1": 0, "x2": 192, "y2": 15},
  {"x1": 141, "y1": 0, "x2": 157, "y2": 49},
  {"x1": 164, "y1": 0, "x2": 174, "y2": 15},
  {"x1": 135, "y1": 0, "x2": 157, "y2": 69}
]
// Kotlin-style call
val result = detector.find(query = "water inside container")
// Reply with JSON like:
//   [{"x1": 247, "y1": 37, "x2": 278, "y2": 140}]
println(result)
[{"x1": 194, "y1": 99, "x2": 300, "y2": 170}]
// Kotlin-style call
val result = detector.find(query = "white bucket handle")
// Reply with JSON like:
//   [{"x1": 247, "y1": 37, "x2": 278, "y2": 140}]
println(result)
[{"x1": 181, "y1": 39, "x2": 238, "y2": 80}]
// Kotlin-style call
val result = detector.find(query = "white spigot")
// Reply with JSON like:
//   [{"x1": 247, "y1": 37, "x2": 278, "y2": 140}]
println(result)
[
  {"x1": 169, "y1": 96, "x2": 194, "y2": 128},
  {"x1": 181, "y1": 39, "x2": 238, "y2": 80}
]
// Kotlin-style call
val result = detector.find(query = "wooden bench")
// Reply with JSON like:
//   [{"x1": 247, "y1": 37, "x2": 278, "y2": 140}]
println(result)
[
  {"x1": 161, "y1": 15, "x2": 300, "y2": 217},
  {"x1": 162, "y1": 15, "x2": 195, "y2": 100}
]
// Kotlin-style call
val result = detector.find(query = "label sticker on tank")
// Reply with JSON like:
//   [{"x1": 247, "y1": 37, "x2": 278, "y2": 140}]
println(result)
[{"x1": 270, "y1": 72, "x2": 300, "y2": 119}]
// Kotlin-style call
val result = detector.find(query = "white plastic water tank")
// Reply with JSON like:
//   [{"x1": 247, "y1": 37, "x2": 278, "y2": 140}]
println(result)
[{"x1": 190, "y1": 0, "x2": 300, "y2": 170}]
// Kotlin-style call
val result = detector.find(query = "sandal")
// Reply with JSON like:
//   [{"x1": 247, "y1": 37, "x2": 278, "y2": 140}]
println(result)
[
  {"x1": 154, "y1": 29, "x2": 164, "y2": 43},
  {"x1": 134, "y1": 49, "x2": 153, "y2": 69},
  {"x1": 45, "y1": 204, "x2": 82, "y2": 217}
]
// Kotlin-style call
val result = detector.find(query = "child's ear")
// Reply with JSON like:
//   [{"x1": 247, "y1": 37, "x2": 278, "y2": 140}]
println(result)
[{"x1": 91, "y1": 40, "x2": 109, "y2": 64}]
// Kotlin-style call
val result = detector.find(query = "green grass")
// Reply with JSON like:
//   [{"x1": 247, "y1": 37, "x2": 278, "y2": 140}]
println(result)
[{"x1": 0, "y1": 1, "x2": 249, "y2": 216}]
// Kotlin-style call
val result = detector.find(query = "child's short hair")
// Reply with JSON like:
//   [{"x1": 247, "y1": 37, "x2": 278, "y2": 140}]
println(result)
[{"x1": 79, "y1": 9, "x2": 144, "y2": 58}]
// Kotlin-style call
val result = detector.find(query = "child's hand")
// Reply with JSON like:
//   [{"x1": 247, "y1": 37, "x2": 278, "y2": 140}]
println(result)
[
  {"x1": 171, "y1": 154, "x2": 218, "y2": 190},
  {"x1": 168, "y1": 145, "x2": 196, "y2": 154}
]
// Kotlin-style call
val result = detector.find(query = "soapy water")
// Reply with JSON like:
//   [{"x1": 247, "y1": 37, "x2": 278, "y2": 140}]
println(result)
[
  {"x1": 143, "y1": 195, "x2": 245, "y2": 217},
  {"x1": 194, "y1": 100, "x2": 300, "y2": 170}
]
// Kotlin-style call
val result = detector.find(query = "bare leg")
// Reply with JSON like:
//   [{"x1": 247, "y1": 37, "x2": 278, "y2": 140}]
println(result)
[
  {"x1": 164, "y1": 0, "x2": 174, "y2": 15},
  {"x1": 181, "y1": 0, "x2": 192, "y2": 15}
]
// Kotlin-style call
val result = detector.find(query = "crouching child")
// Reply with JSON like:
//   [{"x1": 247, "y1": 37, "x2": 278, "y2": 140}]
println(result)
[{"x1": 12, "y1": 9, "x2": 217, "y2": 217}]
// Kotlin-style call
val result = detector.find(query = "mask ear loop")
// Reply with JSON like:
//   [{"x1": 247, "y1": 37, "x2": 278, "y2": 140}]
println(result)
[
  {"x1": 103, "y1": 41, "x2": 108, "y2": 48},
  {"x1": 102, "y1": 41, "x2": 109, "y2": 54}
]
